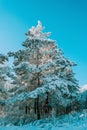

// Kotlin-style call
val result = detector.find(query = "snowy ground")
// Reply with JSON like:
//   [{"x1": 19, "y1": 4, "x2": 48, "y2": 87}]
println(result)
[
  {"x1": 0, "y1": 123, "x2": 87, "y2": 130},
  {"x1": 0, "y1": 110, "x2": 87, "y2": 130}
]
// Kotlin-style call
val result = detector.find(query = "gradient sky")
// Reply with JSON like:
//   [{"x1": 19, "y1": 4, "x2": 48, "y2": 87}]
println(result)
[{"x1": 0, "y1": 0, "x2": 87, "y2": 86}]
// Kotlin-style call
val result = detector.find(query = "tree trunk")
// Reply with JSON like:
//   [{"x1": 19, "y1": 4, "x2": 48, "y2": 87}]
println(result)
[
  {"x1": 25, "y1": 106, "x2": 30, "y2": 114},
  {"x1": 35, "y1": 43, "x2": 40, "y2": 119},
  {"x1": 34, "y1": 97, "x2": 40, "y2": 119},
  {"x1": 45, "y1": 92, "x2": 49, "y2": 114},
  {"x1": 34, "y1": 99, "x2": 37, "y2": 114},
  {"x1": 34, "y1": 100, "x2": 37, "y2": 114},
  {"x1": 25, "y1": 106, "x2": 28, "y2": 114},
  {"x1": 36, "y1": 96, "x2": 40, "y2": 119}
]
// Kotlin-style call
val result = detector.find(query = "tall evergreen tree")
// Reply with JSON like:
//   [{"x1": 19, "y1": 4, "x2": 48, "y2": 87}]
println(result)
[
  {"x1": 7, "y1": 21, "x2": 79, "y2": 120},
  {"x1": 0, "y1": 54, "x2": 8, "y2": 115}
]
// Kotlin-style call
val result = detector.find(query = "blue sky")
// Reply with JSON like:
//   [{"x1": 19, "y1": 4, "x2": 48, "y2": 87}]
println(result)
[{"x1": 0, "y1": 0, "x2": 87, "y2": 86}]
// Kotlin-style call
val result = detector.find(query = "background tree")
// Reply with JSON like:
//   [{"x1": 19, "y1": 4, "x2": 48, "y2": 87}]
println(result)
[
  {"x1": 7, "y1": 21, "x2": 79, "y2": 121},
  {"x1": 0, "y1": 54, "x2": 9, "y2": 116}
]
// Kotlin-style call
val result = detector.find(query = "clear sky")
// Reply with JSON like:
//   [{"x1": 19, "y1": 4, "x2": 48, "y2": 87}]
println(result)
[{"x1": 0, "y1": 0, "x2": 87, "y2": 86}]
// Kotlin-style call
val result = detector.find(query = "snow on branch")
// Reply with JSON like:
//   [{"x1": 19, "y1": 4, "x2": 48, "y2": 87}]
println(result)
[
  {"x1": 0, "y1": 54, "x2": 8, "y2": 64},
  {"x1": 26, "y1": 21, "x2": 51, "y2": 39},
  {"x1": 6, "y1": 77, "x2": 70, "y2": 105}
]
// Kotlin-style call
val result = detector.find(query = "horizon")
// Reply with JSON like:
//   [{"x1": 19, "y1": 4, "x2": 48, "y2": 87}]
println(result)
[{"x1": 0, "y1": 0, "x2": 87, "y2": 86}]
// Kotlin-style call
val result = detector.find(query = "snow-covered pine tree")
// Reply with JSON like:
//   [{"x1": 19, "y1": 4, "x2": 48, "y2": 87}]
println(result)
[
  {"x1": 0, "y1": 54, "x2": 9, "y2": 115},
  {"x1": 7, "y1": 21, "x2": 79, "y2": 121}
]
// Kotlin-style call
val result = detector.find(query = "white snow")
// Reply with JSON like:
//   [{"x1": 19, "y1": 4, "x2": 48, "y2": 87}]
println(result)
[
  {"x1": 28, "y1": 21, "x2": 51, "y2": 39},
  {"x1": 79, "y1": 84, "x2": 87, "y2": 93},
  {"x1": 0, "y1": 111, "x2": 87, "y2": 130},
  {"x1": 0, "y1": 125, "x2": 40, "y2": 130},
  {"x1": 0, "y1": 119, "x2": 87, "y2": 130}
]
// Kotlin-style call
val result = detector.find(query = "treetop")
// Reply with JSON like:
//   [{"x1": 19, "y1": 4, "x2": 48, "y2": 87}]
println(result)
[{"x1": 26, "y1": 21, "x2": 51, "y2": 39}]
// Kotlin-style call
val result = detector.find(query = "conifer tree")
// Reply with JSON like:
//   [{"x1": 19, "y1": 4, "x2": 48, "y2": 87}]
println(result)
[
  {"x1": 8, "y1": 21, "x2": 79, "y2": 120},
  {"x1": 0, "y1": 54, "x2": 8, "y2": 115}
]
